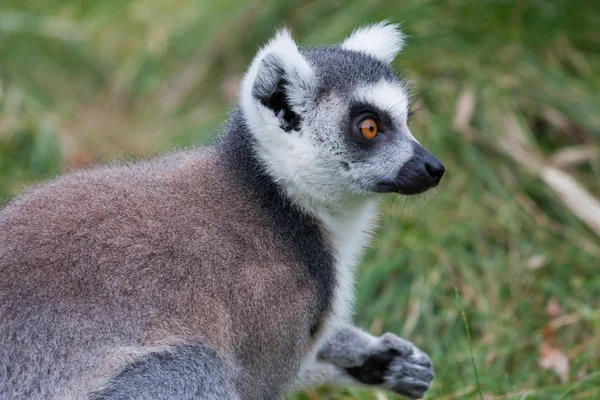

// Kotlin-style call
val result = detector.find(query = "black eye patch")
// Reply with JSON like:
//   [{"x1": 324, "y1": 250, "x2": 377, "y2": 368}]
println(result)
[{"x1": 344, "y1": 101, "x2": 401, "y2": 149}]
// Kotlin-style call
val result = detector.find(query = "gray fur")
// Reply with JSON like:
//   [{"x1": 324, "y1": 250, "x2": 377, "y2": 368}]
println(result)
[
  {"x1": 90, "y1": 345, "x2": 239, "y2": 400},
  {"x1": 303, "y1": 46, "x2": 397, "y2": 94},
  {"x1": 0, "y1": 24, "x2": 439, "y2": 400}
]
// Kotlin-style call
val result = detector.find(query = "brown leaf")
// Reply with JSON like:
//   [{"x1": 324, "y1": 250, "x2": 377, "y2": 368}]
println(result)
[
  {"x1": 546, "y1": 298, "x2": 563, "y2": 318},
  {"x1": 485, "y1": 351, "x2": 497, "y2": 365},
  {"x1": 541, "y1": 324, "x2": 556, "y2": 342},
  {"x1": 538, "y1": 342, "x2": 570, "y2": 383},
  {"x1": 526, "y1": 254, "x2": 547, "y2": 270}
]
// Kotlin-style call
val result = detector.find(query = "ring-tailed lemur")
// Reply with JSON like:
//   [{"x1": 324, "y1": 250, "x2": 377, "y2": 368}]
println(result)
[{"x1": 0, "y1": 23, "x2": 444, "y2": 399}]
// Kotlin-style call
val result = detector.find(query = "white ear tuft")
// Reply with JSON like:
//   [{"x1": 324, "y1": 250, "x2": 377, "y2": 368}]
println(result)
[
  {"x1": 261, "y1": 28, "x2": 313, "y2": 80},
  {"x1": 341, "y1": 21, "x2": 405, "y2": 64},
  {"x1": 240, "y1": 28, "x2": 313, "y2": 119}
]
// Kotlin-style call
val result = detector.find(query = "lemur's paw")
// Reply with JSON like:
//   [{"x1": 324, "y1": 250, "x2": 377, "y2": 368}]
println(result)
[
  {"x1": 346, "y1": 333, "x2": 434, "y2": 399},
  {"x1": 384, "y1": 348, "x2": 433, "y2": 398}
]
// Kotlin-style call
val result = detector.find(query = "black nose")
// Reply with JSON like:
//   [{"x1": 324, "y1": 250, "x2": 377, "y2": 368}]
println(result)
[
  {"x1": 425, "y1": 158, "x2": 445, "y2": 185},
  {"x1": 377, "y1": 144, "x2": 445, "y2": 195}
]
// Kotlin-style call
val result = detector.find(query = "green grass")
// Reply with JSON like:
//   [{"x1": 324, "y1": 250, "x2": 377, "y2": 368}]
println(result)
[{"x1": 1, "y1": 1, "x2": 599, "y2": 399}]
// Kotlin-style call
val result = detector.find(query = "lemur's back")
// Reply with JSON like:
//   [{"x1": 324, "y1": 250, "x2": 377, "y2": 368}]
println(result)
[{"x1": 0, "y1": 136, "x2": 332, "y2": 399}]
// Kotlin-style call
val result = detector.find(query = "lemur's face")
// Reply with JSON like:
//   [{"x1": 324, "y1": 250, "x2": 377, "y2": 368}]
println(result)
[{"x1": 241, "y1": 23, "x2": 444, "y2": 205}]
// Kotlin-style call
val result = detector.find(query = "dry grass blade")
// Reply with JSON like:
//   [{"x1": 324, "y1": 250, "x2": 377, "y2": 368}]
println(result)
[
  {"x1": 499, "y1": 115, "x2": 600, "y2": 237},
  {"x1": 453, "y1": 88, "x2": 476, "y2": 140},
  {"x1": 434, "y1": 384, "x2": 477, "y2": 400},
  {"x1": 540, "y1": 166, "x2": 600, "y2": 236},
  {"x1": 549, "y1": 145, "x2": 600, "y2": 168}
]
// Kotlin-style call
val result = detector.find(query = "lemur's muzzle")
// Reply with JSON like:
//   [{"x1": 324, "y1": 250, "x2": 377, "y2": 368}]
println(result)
[{"x1": 392, "y1": 143, "x2": 445, "y2": 195}]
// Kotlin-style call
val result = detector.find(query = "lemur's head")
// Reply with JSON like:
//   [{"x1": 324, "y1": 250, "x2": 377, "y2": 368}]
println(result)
[{"x1": 240, "y1": 22, "x2": 444, "y2": 207}]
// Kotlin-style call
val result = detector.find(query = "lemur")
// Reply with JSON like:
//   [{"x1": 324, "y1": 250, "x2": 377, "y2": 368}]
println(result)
[{"x1": 0, "y1": 23, "x2": 444, "y2": 400}]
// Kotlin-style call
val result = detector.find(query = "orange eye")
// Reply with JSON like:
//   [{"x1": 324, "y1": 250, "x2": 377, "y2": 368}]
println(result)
[{"x1": 359, "y1": 118, "x2": 378, "y2": 140}]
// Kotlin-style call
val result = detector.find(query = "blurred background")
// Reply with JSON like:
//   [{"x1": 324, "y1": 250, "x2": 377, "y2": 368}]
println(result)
[{"x1": 1, "y1": 0, "x2": 599, "y2": 398}]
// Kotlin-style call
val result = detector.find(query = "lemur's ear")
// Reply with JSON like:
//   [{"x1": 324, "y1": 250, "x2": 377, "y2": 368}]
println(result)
[
  {"x1": 241, "y1": 28, "x2": 313, "y2": 132},
  {"x1": 341, "y1": 22, "x2": 405, "y2": 64}
]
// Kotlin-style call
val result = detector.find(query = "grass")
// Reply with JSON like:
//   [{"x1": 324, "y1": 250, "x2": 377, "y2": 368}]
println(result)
[
  {"x1": 1, "y1": 0, "x2": 599, "y2": 399},
  {"x1": 456, "y1": 287, "x2": 484, "y2": 400}
]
